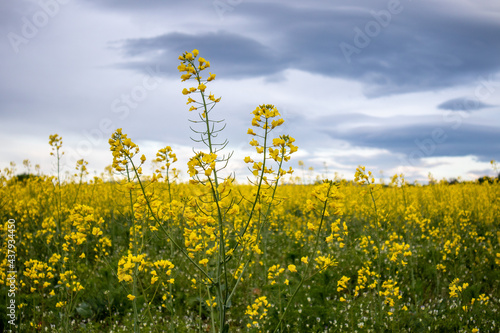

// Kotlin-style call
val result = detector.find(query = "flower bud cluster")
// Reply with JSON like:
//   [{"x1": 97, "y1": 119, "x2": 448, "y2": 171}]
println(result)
[
  {"x1": 58, "y1": 270, "x2": 84, "y2": 293},
  {"x1": 244, "y1": 104, "x2": 297, "y2": 178},
  {"x1": 153, "y1": 146, "x2": 178, "y2": 182},
  {"x1": 178, "y1": 49, "x2": 220, "y2": 113},
  {"x1": 355, "y1": 165, "x2": 378, "y2": 191},
  {"x1": 155, "y1": 146, "x2": 177, "y2": 168},
  {"x1": 315, "y1": 254, "x2": 337, "y2": 273},
  {"x1": 354, "y1": 266, "x2": 378, "y2": 297},
  {"x1": 337, "y1": 275, "x2": 350, "y2": 292},
  {"x1": 49, "y1": 133, "x2": 63, "y2": 156},
  {"x1": 245, "y1": 296, "x2": 270, "y2": 328},
  {"x1": 306, "y1": 180, "x2": 345, "y2": 216},
  {"x1": 187, "y1": 152, "x2": 218, "y2": 179},
  {"x1": 22, "y1": 259, "x2": 54, "y2": 293},
  {"x1": 379, "y1": 279, "x2": 402, "y2": 307},
  {"x1": 74, "y1": 159, "x2": 88, "y2": 178},
  {"x1": 109, "y1": 128, "x2": 144, "y2": 174},
  {"x1": 117, "y1": 252, "x2": 149, "y2": 283},
  {"x1": 267, "y1": 264, "x2": 285, "y2": 285}
]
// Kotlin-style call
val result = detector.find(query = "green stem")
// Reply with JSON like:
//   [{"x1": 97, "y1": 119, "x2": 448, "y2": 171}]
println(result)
[
  {"x1": 192, "y1": 60, "x2": 229, "y2": 331},
  {"x1": 207, "y1": 285, "x2": 217, "y2": 333}
]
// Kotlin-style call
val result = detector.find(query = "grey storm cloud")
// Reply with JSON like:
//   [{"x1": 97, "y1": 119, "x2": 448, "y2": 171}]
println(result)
[
  {"x1": 330, "y1": 123, "x2": 500, "y2": 161},
  {"x1": 437, "y1": 97, "x2": 494, "y2": 111},
  {"x1": 1, "y1": 0, "x2": 499, "y2": 181},
  {"x1": 113, "y1": 31, "x2": 283, "y2": 79},
  {"x1": 112, "y1": 1, "x2": 500, "y2": 97}
]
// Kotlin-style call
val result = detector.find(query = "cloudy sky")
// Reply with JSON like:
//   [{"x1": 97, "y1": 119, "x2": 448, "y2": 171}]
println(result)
[{"x1": 1, "y1": 0, "x2": 499, "y2": 183}]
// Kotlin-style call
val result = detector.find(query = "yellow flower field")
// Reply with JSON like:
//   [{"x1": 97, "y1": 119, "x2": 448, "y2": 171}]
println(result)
[{"x1": 1, "y1": 50, "x2": 499, "y2": 332}]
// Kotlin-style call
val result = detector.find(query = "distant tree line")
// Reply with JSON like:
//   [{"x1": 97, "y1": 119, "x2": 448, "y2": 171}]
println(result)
[
  {"x1": 445, "y1": 173, "x2": 500, "y2": 185},
  {"x1": 5, "y1": 171, "x2": 500, "y2": 186}
]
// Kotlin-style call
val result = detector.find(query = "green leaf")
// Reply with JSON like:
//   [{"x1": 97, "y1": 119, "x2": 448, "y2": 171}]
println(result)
[{"x1": 76, "y1": 302, "x2": 93, "y2": 318}]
